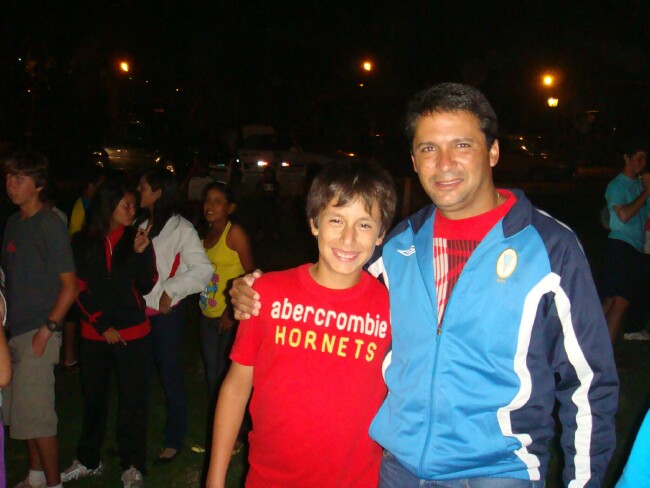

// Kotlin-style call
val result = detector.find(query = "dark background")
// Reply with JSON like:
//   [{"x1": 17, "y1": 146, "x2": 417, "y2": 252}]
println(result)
[{"x1": 1, "y1": 0, "x2": 649, "y2": 170}]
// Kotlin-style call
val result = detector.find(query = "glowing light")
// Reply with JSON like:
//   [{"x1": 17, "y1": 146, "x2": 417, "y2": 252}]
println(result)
[
  {"x1": 547, "y1": 97, "x2": 559, "y2": 107},
  {"x1": 359, "y1": 83, "x2": 364, "y2": 87},
  {"x1": 120, "y1": 61, "x2": 130, "y2": 73},
  {"x1": 281, "y1": 162, "x2": 290, "y2": 167},
  {"x1": 363, "y1": 61, "x2": 373, "y2": 72},
  {"x1": 543, "y1": 74, "x2": 554, "y2": 86},
  {"x1": 257, "y1": 161, "x2": 269, "y2": 167}
]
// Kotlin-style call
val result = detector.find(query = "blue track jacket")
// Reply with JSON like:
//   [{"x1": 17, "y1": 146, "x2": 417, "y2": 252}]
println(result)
[{"x1": 368, "y1": 190, "x2": 619, "y2": 487}]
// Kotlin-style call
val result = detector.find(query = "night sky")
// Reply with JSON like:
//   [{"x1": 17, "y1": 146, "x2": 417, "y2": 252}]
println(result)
[{"x1": 1, "y1": 1, "x2": 648, "y2": 160}]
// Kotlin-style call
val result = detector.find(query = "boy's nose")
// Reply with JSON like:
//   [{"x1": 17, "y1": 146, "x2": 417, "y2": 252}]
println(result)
[{"x1": 340, "y1": 225, "x2": 355, "y2": 244}]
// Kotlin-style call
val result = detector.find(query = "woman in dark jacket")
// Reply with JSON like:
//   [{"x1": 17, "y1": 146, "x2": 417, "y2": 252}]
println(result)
[{"x1": 61, "y1": 180, "x2": 157, "y2": 488}]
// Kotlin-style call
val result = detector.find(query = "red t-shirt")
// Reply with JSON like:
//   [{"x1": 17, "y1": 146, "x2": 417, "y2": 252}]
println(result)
[
  {"x1": 433, "y1": 189, "x2": 516, "y2": 325},
  {"x1": 231, "y1": 264, "x2": 391, "y2": 487}
]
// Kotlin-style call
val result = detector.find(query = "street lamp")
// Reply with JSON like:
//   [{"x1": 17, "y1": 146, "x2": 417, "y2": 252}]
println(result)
[
  {"x1": 542, "y1": 74, "x2": 554, "y2": 87},
  {"x1": 547, "y1": 97, "x2": 559, "y2": 108},
  {"x1": 119, "y1": 61, "x2": 130, "y2": 73},
  {"x1": 362, "y1": 60, "x2": 373, "y2": 72}
]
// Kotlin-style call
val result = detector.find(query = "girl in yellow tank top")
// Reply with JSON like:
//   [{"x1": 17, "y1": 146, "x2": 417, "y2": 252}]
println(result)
[{"x1": 198, "y1": 182, "x2": 255, "y2": 422}]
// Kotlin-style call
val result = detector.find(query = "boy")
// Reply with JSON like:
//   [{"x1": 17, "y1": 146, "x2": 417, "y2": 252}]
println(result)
[
  {"x1": 206, "y1": 160, "x2": 396, "y2": 488},
  {"x1": 2, "y1": 150, "x2": 77, "y2": 488}
]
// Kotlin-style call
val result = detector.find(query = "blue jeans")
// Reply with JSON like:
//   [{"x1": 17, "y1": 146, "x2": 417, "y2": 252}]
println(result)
[
  {"x1": 150, "y1": 304, "x2": 187, "y2": 451},
  {"x1": 379, "y1": 450, "x2": 545, "y2": 488}
]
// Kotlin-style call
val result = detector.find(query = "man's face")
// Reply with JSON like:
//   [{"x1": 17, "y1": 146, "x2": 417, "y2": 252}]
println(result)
[
  {"x1": 624, "y1": 150, "x2": 647, "y2": 177},
  {"x1": 411, "y1": 110, "x2": 499, "y2": 220},
  {"x1": 6, "y1": 173, "x2": 42, "y2": 208}
]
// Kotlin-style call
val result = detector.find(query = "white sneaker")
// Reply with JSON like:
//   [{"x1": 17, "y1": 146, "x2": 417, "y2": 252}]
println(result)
[
  {"x1": 61, "y1": 459, "x2": 104, "y2": 482},
  {"x1": 623, "y1": 330, "x2": 650, "y2": 341},
  {"x1": 121, "y1": 465, "x2": 144, "y2": 488},
  {"x1": 13, "y1": 477, "x2": 46, "y2": 488}
]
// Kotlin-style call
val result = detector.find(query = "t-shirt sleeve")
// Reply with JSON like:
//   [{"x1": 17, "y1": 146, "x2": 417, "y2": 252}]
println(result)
[
  {"x1": 44, "y1": 214, "x2": 76, "y2": 274},
  {"x1": 605, "y1": 178, "x2": 626, "y2": 209},
  {"x1": 231, "y1": 314, "x2": 264, "y2": 366},
  {"x1": 230, "y1": 282, "x2": 266, "y2": 366}
]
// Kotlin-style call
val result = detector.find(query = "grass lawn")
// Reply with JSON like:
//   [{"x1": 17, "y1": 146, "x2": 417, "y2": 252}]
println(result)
[{"x1": 5, "y1": 183, "x2": 650, "y2": 487}]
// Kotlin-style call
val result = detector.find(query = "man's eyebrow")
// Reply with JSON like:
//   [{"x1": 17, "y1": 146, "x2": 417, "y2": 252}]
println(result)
[{"x1": 414, "y1": 137, "x2": 477, "y2": 149}]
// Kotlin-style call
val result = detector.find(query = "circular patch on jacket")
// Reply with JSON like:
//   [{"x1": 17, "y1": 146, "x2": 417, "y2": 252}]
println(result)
[{"x1": 496, "y1": 248, "x2": 518, "y2": 279}]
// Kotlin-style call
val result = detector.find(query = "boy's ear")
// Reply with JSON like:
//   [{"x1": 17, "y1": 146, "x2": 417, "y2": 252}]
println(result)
[
  {"x1": 309, "y1": 218, "x2": 318, "y2": 236},
  {"x1": 375, "y1": 230, "x2": 386, "y2": 246},
  {"x1": 228, "y1": 203, "x2": 237, "y2": 215}
]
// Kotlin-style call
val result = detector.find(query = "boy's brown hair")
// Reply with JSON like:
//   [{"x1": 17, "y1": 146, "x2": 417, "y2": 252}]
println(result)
[
  {"x1": 306, "y1": 160, "x2": 397, "y2": 234},
  {"x1": 4, "y1": 149, "x2": 49, "y2": 198}
]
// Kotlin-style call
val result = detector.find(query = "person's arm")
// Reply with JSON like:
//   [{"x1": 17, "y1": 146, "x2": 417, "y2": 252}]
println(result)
[
  {"x1": 133, "y1": 230, "x2": 157, "y2": 296},
  {"x1": 226, "y1": 224, "x2": 255, "y2": 273},
  {"x1": 0, "y1": 326, "x2": 10, "y2": 388},
  {"x1": 160, "y1": 224, "x2": 213, "y2": 310},
  {"x1": 32, "y1": 271, "x2": 78, "y2": 356},
  {"x1": 612, "y1": 173, "x2": 650, "y2": 223},
  {"x1": 206, "y1": 362, "x2": 253, "y2": 488},
  {"x1": 0, "y1": 290, "x2": 11, "y2": 387},
  {"x1": 551, "y1": 238, "x2": 619, "y2": 486}
]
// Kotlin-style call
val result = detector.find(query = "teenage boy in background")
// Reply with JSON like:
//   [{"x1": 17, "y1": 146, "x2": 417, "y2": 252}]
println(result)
[{"x1": 2, "y1": 150, "x2": 77, "y2": 488}]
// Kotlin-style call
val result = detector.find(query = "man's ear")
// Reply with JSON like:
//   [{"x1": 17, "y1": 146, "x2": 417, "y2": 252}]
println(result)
[
  {"x1": 411, "y1": 152, "x2": 418, "y2": 173},
  {"x1": 489, "y1": 140, "x2": 500, "y2": 168},
  {"x1": 309, "y1": 218, "x2": 318, "y2": 236}
]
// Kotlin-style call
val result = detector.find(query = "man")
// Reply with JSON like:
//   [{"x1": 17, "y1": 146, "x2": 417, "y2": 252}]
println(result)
[
  {"x1": 2, "y1": 150, "x2": 77, "y2": 488},
  {"x1": 601, "y1": 142, "x2": 650, "y2": 342},
  {"x1": 232, "y1": 83, "x2": 619, "y2": 487}
]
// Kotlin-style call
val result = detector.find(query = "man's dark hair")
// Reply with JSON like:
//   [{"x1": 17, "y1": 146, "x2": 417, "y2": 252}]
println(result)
[
  {"x1": 404, "y1": 82, "x2": 498, "y2": 150},
  {"x1": 4, "y1": 149, "x2": 49, "y2": 195},
  {"x1": 306, "y1": 160, "x2": 396, "y2": 234},
  {"x1": 622, "y1": 138, "x2": 647, "y2": 159}
]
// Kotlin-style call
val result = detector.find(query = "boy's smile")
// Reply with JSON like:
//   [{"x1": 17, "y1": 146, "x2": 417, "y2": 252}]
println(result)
[{"x1": 309, "y1": 197, "x2": 384, "y2": 290}]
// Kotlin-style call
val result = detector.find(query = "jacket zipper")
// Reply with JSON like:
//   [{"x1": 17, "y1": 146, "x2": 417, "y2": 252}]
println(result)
[{"x1": 418, "y1": 324, "x2": 443, "y2": 475}]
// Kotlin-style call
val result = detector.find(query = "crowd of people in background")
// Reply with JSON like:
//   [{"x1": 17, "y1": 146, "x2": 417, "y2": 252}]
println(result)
[{"x1": 0, "y1": 82, "x2": 647, "y2": 488}]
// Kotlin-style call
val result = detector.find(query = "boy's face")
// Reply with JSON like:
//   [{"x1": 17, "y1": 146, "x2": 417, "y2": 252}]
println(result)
[
  {"x1": 6, "y1": 173, "x2": 42, "y2": 208},
  {"x1": 309, "y1": 197, "x2": 384, "y2": 289}
]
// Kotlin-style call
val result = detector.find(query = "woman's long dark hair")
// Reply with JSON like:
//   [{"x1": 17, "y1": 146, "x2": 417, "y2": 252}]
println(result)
[
  {"x1": 137, "y1": 168, "x2": 179, "y2": 239},
  {"x1": 86, "y1": 179, "x2": 133, "y2": 239}
]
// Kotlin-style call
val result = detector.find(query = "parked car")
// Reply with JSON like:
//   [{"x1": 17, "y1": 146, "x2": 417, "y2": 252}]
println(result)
[
  {"x1": 494, "y1": 135, "x2": 576, "y2": 183},
  {"x1": 209, "y1": 133, "x2": 335, "y2": 196},
  {"x1": 91, "y1": 121, "x2": 176, "y2": 175}
]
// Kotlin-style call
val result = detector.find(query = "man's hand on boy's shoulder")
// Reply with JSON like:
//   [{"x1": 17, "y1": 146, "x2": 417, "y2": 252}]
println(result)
[{"x1": 230, "y1": 270, "x2": 263, "y2": 320}]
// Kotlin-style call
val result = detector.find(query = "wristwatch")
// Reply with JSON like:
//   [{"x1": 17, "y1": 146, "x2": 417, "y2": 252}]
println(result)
[{"x1": 44, "y1": 319, "x2": 61, "y2": 332}]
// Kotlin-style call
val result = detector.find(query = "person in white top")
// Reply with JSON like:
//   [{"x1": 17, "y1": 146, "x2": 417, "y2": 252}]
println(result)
[{"x1": 136, "y1": 168, "x2": 212, "y2": 464}]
